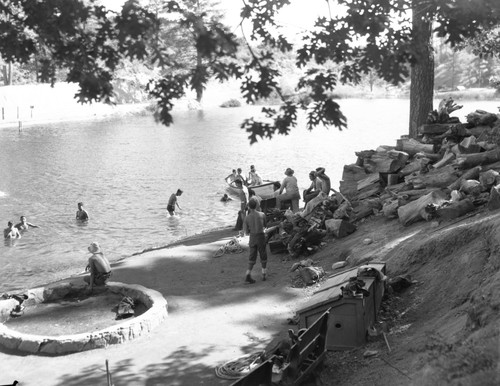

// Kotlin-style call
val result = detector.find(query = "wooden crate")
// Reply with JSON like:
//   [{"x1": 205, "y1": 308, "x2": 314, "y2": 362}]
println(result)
[{"x1": 297, "y1": 263, "x2": 386, "y2": 351}]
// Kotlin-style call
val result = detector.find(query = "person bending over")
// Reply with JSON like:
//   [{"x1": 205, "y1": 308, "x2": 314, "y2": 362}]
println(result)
[{"x1": 167, "y1": 189, "x2": 183, "y2": 216}]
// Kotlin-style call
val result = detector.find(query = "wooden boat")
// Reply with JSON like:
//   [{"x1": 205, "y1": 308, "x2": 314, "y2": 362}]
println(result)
[{"x1": 225, "y1": 178, "x2": 278, "y2": 199}]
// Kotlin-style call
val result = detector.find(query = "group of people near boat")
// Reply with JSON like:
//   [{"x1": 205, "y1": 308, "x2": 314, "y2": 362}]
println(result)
[
  {"x1": 226, "y1": 165, "x2": 263, "y2": 187},
  {"x1": 234, "y1": 166, "x2": 331, "y2": 284}
]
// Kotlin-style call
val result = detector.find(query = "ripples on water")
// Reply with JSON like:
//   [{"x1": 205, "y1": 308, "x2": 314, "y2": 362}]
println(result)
[{"x1": 0, "y1": 99, "x2": 496, "y2": 292}]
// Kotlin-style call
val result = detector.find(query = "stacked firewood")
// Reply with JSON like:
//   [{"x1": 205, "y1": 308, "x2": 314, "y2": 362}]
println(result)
[{"x1": 339, "y1": 99, "x2": 500, "y2": 226}]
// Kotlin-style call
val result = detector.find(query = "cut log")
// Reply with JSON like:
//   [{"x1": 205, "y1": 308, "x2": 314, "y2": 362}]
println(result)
[
  {"x1": 397, "y1": 190, "x2": 449, "y2": 226},
  {"x1": 432, "y1": 150, "x2": 456, "y2": 169},
  {"x1": 325, "y1": 219, "x2": 357, "y2": 238},
  {"x1": 420, "y1": 152, "x2": 442, "y2": 162},
  {"x1": 387, "y1": 173, "x2": 399, "y2": 186},
  {"x1": 399, "y1": 157, "x2": 430, "y2": 177},
  {"x1": 458, "y1": 136, "x2": 482, "y2": 154},
  {"x1": 357, "y1": 150, "x2": 409, "y2": 174},
  {"x1": 396, "y1": 189, "x2": 434, "y2": 201},
  {"x1": 482, "y1": 161, "x2": 500, "y2": 173},
  {"x1": 405, "y1": 164, "x2": 458, "y2": 189},
  {"x1": 466, "y1": 110, "x2": 498, "y2": 127},
  {"x1": 357, "y1": 184, "x2": 383, "y2": 200},
  {"x1": 419, "y1": 123, "x2": 464, "y2": 135},
  {"x1": 437, "y1": 199, "x2": 475, "y2": 221},
  {"x1": 382, "y1": 199, "x2": 399, "y2": 219},
  {"x1": 340, "y1": 164, "x2": 368, "y2": 199},
  {"x1": 447, "y1": 166, "x2": 482, "y2": 191},
  {"x1": 351, "y1": 198, "x2": 382, "y2": 221},
  {"x1": 432, "y1": 124, "x2": 469, "y2": 140},
  {"x1": 487, "y1": 185, "x2": 500, "y2": 211},
  {"x1": 357, "y1": 173, "x2": 380, "y2": 190},
  {"x1": 395, "y1": 138, "x2": 435, "y2": 156},
  {"x1": 455, "y1": 148, "x2": 500, "y2": 169},
  {"x1": 339, "y1": 180, "x2": 358, "y2": 199},
  {"x1": 466, "y1": 125, "x2": 491, "y2": 138},
  {"x1": 342, "y1": 164, "x2": 367, "y2": 181}
]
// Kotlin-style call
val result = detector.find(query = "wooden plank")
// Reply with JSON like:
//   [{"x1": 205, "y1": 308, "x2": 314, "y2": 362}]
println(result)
[
  {"x1": 282, "y1": 311, "x2": 329, "y2": 386},
  {"x1": 230, "y1": 359, "x2": 274, "y2": 386},
  {"x1": 357, "y1": 173, "x2": 380, "y2": 190}
]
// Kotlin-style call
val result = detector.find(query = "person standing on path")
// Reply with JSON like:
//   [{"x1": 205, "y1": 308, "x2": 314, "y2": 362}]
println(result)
[
  {"x1": 243, "y1": 197, "x2": 268, "y2": 284},
  {"x1": 76, "y1": 202, "x2": 89, "y2": 221},
  {"x1": 167, "y1": 189, "x2": 183, "y2": 216}
]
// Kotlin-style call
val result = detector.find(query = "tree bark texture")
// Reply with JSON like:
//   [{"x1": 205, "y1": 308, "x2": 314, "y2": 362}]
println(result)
[{"x1": 409, "y1": 1, "x2": 434, "y2": 139}]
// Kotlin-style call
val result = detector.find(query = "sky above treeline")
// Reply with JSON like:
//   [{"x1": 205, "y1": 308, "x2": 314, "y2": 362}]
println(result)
[{"x1": 102, "y1": 0, "x2": 328, "y2": 35}]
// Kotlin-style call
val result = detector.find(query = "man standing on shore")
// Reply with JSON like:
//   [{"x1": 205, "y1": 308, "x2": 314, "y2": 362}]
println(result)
[{"x1": 243, "y1": 197, "x2": 268, "y2": 284}]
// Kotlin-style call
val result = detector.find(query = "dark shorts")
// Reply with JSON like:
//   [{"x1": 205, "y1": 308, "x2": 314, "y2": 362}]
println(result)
[
  {"x1": 249, "y1": 233, "x2": 267, "y2": 267},
  {"x1": 167, "y1": 204, "x2": 175, "y2": 213},
  {"x1": 94, "y1": 271, "x2": 111, "y2": 286}
]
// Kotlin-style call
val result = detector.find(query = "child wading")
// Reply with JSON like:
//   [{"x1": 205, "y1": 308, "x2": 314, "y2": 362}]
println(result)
[{"x1": 243, "y1": 197, "x2": 267, "y2": 283}]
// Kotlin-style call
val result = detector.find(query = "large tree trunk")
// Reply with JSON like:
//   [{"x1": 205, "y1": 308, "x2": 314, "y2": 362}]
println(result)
[
  {"x1": 195, "y1": 51, "x2": 203, "y2": 103},
  {"x1": 409, "y1": 1, "x2": 434, "y2": 138},
  {"x1": 2, "y1": 63, "x2": 12, "y2": 86}
]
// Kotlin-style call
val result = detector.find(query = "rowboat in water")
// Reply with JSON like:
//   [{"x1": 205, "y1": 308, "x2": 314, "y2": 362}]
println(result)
[{"x1": 225, "y1": 178, "x2": 278, "y2": 199}]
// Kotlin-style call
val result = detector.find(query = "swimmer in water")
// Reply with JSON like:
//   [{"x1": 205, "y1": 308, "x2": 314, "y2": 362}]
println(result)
[
  {"x1": 76, "y1": 202, "x2": 89, "y2": 221},
  {"x1": 221, "y1": 193, "x2": 232, "y2": 202},
  {"x1": 15, "y1": 216, "x2": 39, "y2": 231},
  {"x1": 4, "y1": 221, "x2": 21, "y2": 239}
]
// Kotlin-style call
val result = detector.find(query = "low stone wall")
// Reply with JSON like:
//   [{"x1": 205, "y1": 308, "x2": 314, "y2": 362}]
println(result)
[{"x1": 0, "y1": 282, "x2": 168, "y2": 355}]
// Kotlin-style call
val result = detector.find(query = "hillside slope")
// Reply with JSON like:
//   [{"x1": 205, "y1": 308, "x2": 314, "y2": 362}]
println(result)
[{"x1": 306, "y1": 210, "x2": 500, "y2": 386}]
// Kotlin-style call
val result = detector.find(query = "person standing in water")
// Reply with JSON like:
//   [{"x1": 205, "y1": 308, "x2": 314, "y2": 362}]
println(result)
[
  {"x1": 15, "y1": 216, "x2": 39, "y2": 231},
  {"x1": 247, "y1": 165, "x2": 263, "y2": 186},
  {"x1": 4, "y1": 221, "x2": 21, "y2": 239},
  {"x1": 167, "y1": 189, "x2": 183, "y2": 216},
  {"x1": 76, "y1": 202, "x2": 89, "y2": 221}
]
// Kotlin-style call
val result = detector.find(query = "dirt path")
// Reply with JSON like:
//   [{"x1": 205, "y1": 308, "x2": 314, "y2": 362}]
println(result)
[
  {"x1": 0, "y1": 228, "x2": 307, "y2": 386},
  {"x1": 1, "y1": 212, "x2": 499, "y2": 385}
]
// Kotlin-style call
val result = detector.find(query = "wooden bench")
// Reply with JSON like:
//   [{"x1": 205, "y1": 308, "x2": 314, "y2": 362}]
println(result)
[
  {"x1": 230, "y1": 310, "x2": 329, "y2": 386},
  {"x1": 281, "y1": 310, "x2": 329, "y2": 385}
]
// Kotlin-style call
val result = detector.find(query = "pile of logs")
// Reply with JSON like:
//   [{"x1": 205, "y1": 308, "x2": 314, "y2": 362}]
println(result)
[{"x1": 339, "y1": 101, "x2": 500, "y2": 227}]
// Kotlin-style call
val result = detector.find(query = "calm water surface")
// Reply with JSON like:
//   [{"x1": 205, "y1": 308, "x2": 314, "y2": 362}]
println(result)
[{"x1": 0, "y1": 99, "x2": 497, "y2": 292}]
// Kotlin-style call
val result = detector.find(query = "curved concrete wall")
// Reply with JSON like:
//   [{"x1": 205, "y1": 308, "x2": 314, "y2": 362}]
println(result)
[{"x1": 0, "y1": 282, "x2": 168, "y2": 355}]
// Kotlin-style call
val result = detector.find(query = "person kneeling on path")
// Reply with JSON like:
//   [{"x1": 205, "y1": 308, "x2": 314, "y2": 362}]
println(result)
[
  {"x1": 243, "y1": 197, "x2": 268, "y2": 283},
  {"x1": 84, "y1": 242, "x2": 112, "y2": 292}
]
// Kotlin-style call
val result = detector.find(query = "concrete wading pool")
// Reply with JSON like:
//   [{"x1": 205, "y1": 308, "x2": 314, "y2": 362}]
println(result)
[{"x1": 0, "y1": 281, "x2": 168, "y2": 355}]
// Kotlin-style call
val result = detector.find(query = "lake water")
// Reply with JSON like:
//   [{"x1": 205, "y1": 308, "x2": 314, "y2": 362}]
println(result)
[{"x1": 0, "y1": 99, "x2": 498, "y2": 292}]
